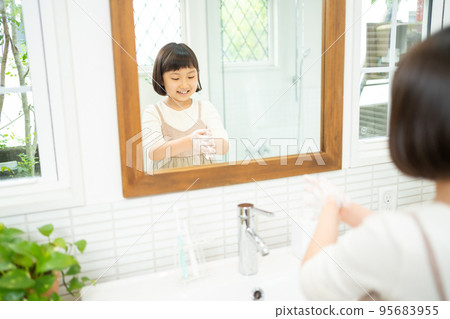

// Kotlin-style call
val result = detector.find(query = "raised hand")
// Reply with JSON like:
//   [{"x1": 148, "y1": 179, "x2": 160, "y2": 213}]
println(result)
[{"x1": 191, "y1": 129, "x2": 216, "y2": 159}]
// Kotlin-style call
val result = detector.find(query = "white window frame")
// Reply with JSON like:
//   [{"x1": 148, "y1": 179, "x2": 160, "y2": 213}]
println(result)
[
  {"x1": 431, "y1": 0, "x2": 450, "y2": 33},
  {"x1": 0, "y1": 0, "x2": 84, "y2": 216},
  {"x1": 445, "y1": 0, "x2": 450, "y2": 27},
  {"x1": 185, "y1": 0, "x2": 210, "y2": 99},
  {"x1": 346, "y1": 0, "x2": 445, "y2": 168}
]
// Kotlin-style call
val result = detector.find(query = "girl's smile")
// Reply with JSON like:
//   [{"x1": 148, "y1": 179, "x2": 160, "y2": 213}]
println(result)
[{"x1": 162, "y1": 67, "x2": 198, "y2": 109}]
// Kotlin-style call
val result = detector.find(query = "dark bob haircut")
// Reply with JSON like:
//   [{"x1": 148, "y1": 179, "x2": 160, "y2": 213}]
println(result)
[
  {"x1": 389, "y1": 27, "x2": 450, "y2": 180},
  {"x1": 152, "y1": 43, "x2": 202, "y2": 96}
]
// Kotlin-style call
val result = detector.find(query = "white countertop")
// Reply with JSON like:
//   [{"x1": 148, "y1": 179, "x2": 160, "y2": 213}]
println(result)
[{"x1": 81, "y1": 246, "x2": 306, "y2": 301}]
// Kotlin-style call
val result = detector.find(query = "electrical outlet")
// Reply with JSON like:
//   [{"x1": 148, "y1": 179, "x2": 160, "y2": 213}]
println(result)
[{"x1": 378, "y1": 186, "x2": 397, "y2": 211}]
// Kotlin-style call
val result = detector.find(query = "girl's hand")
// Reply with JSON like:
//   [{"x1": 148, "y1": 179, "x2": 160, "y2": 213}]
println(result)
[
  {"x1": 191, "y1": 129, "x2": 216, "y2": 156},
  {"x1": 339, "y1": 202, "x2": 374, "y2": 228},
  {"x1": 303, "y1": 175, "x2": 349, "y2": 217}
]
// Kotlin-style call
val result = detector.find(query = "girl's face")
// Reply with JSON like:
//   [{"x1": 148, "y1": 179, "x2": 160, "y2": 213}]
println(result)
[{"x1": 162, "y1": 67, "x2": 198, "y2": 108}]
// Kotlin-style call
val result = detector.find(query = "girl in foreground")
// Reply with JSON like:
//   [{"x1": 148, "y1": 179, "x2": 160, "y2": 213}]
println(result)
[{"x1": 300, "y1": 27, "x2": 450, "y2": 301}]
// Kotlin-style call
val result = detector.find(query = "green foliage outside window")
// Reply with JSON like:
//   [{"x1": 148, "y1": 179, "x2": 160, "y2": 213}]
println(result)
[{"x1": 0, "y1": 0, "x2": 39, "y2": 180}]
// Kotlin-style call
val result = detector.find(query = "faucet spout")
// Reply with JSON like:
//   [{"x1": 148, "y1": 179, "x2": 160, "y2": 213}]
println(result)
[
  {"x1": 237, "y1": 203, "x2": 274, "y2": 275},
  {"x1": 246, "y1": 227, "x2": 269, "y2": 256}
]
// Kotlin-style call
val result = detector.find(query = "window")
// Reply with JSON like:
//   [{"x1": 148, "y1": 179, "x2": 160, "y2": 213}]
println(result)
[
  {"x1": 133, "y1": 0, "x2": 183, "y2": 69},
  {"x1": 0, "y1": 0, "x2": 40, "y2": 181},
  {"x1": 133, "y1": 0, "x2": 185, "y2": 117},
  {"x1": 0, "y1": 0, "x2": 83, "y2": 215},
  {"x1": 349, "y1": 0, "x2": 435, "y2": 166},
  {"x1": 220, "y1": 0, "x2": 271, "y2": 64},
  {"x1": 359, "y1": 0, "x2": 428, "y2": 140}
]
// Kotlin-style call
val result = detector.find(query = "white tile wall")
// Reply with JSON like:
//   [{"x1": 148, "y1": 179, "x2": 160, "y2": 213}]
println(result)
[{"x1": 0, "y1": 163, "x2": 435, "y2": 300}]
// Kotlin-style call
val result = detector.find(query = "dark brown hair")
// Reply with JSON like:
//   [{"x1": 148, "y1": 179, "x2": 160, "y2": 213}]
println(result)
[
  {"x1": 389, "y1": 27, "x2": 450, "y2": 179},
  {"x1": 152, "y1": 43, "x2": 202, "y2": 96}
]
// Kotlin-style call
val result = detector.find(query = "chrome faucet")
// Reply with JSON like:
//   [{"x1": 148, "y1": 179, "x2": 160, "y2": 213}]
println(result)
[{"x1": 237, "y1": 203, "x2": 274, "y2": 275}]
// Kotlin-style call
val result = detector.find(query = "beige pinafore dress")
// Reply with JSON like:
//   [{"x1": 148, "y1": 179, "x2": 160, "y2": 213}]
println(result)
[{"x1": 152, "y1": 101, "x2": 214, "y2": 170}]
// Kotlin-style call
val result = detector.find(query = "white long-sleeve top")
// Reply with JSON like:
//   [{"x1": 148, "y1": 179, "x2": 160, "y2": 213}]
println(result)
[{"x1": 299, "y1": 202, "x2": 450, "y2": 300}]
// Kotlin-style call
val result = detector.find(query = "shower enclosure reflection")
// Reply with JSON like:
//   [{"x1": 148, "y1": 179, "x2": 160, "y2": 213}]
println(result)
[{"x1": 135, "y1": 0, "x2": 322, "y2": 167}]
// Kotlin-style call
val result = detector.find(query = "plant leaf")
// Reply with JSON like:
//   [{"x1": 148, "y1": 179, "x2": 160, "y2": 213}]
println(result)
[
  {"x1": 40, "y1": 243, "x2": 55, "y2": 257},
  {"x1": 0, "y1": 269, "x2": 35, "y2": 290},
  {"x1": 53, "y1": 238, "x2": 67, "y2": 251},
  {"x1": 11, "y1": 253, "x2": 34, "y2": 268},
  {"x1": 38, "y1": 224, "x2": 53, "y2": 237},
  {"x1": 66, "y1": 263, "x2": 81, "y2": 276},
  {"x1": 34, "y1": 274, "x2": 57, "y2": 295},
  {"x1": 0, "y1": 262, "x2": 16, "y2": 272},
  {"x1": 36, "y1": 251, "x2": 77, "y2": 274},
  {"x1": 5, "y1": 243, "x2": 38, "y2": 270},
  {"x1": 49, "y1": 292, "x2": 62, "y2": 301},
  {"x1": 0, "y1": 289, "x2": 25, "y2": 301},
  {"x1": 26, "y1": 292, "x2": 41, "y2": 301},
  {"x1": 8, "y1": 241, "x2": 41, "y2": 260},
  {"x1": 68, "y1": 277, "x2": 84, "y2": 292},
  {"x1": 74, "y1": 240, "x2": 87, "y2": 253},
  {"x1": 0, "y1": 227, "x2": 24, "y2": 240},
  {"x1": 0, "y1": 246, "x2": 12, "y2": 263}
]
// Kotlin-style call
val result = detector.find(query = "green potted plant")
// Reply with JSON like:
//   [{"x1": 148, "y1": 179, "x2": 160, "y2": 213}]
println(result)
[{"x1": 0, "y1": 222, "x2": 93, "y2": 300}]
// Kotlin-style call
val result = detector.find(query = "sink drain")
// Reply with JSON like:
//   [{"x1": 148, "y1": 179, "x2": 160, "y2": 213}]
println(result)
[{"x1": 251, "y1": 288, "x2": 264, "y2": 301}]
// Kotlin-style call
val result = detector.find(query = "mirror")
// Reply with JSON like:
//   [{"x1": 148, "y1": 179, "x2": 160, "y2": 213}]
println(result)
[
  {"x1": 110, "y1": 0, "x2": 345, "y2": 197},
  {"x1": 135, "y1": 0, "x2": 323, "y2": 170}
]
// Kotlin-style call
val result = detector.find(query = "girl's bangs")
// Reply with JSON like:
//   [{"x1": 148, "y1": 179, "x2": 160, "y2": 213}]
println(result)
[{"x1": 162, "y1": 50, "x2": 196, "y2": 72}]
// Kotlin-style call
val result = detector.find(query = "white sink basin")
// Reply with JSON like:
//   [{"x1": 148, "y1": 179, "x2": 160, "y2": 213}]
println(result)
[{"x1": 81, "y1": 247, "x2": 306, "y2": 301}]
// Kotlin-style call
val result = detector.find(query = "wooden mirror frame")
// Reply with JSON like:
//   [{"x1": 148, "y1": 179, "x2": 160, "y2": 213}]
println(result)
[{"x1": 110, "y1": 0, "x2": 345, "y2": 198}]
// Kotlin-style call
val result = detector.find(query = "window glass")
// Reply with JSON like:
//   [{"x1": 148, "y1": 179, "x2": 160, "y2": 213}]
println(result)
[
  {"x1": 359, "y1": 0, "x2": 428, "y2": 140},
  {"x1": 360, "y1": 0, "x2": 392, "y2": 68},
  {"x1": 133, "y1": 0, "x2": 182, "y2": 67},
  {"x1": 395, "y1": 0, "x2": 426, "y2": 65},
  {"x1": 220, "y1": 0, "x2": 270, "y2": 63},
  {"x1": 0, "y1": 0, "x2": 40, "y2": 180},
  {"x1": 359, "y1": 73, "x2": 389, "y2": 138}
]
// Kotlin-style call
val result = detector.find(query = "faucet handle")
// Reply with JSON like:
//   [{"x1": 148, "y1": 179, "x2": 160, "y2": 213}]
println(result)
[
  {"x1": 253, "y1": 207, "x2": 274, "y2": 217},
  {"x1": 237, "y1": 203, "x2": 274, "y2": 217}
]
